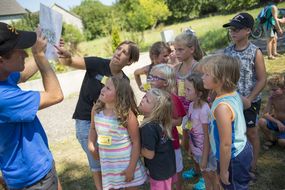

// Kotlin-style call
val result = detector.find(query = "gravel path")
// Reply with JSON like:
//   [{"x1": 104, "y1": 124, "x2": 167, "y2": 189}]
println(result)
[
  {"x1": 37, "y1": 53, "x2": 149, "y2": 143},
  {"x1": 37, "y1": 94, "x2": 77, "y2": 143}
]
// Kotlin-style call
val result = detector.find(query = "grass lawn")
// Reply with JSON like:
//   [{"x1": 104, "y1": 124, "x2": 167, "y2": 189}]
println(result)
[
  {"x1": 2, "y1": 3, "x2": 285, "y2": 190},
  {"x1": 77, "y1": 2, "x2": 285, "y2": 57},
  {"x1": 48, "y1": 56, "x2": 285, "y2": 190},
  {"x1": 53, "y1": 3, "x2": 285, "y2": 189}
]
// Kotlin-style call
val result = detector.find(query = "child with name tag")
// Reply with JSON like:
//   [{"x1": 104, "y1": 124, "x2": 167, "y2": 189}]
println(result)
[
  {"x1": 88, "y1": 77, "x2": 146, "y2": 190},
  {"x1": 147, "y1": 64, "x2": 186, "y2": 190},
  {"x1": 174, "y1": 29, "x2": 204, "y2": 112},
  {"x1": 134, "y1": 41, "x2": 171, "y2": 92},
  {"x1": 139, "y1": 88, "x2": 176, "y2": 190},
  {"x1": 183, "y1": 72, "x2": 219, "y2": 190}
]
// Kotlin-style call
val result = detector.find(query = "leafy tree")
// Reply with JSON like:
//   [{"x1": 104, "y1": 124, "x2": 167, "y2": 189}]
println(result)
[
  {"x1": 116, "y1": 0, "x2": 170, "y2": 40},
  {"x1": 72, "y1": 0, "x2": 112, "y2": 40},
  {"x1": 62, "y1": 23, "x2": 85, "y2": 51},
  {"x1": 139, "y1": 0, "x2": 170, "y2": 29},
  {"x1": 111, "y1": 25, "x2": 121, "y2": 52},
  {"x1": 11, "y1": 12, "x2": 39, "y2": 31},
  {"x1": 164, "y1": 0, "x2": 202, "y2": 23},
  {"x1": 217, "y1": 0, "x2": 259, "y2": 13}
]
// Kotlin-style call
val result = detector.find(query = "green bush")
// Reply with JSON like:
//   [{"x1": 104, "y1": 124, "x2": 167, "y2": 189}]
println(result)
[
  {"x1": 11, "y1": 12, "x2": 39, "y2": 31},
  {"x1": 62, "y1": 23, "x2": 85, "y2": 51},
  {"x1": 200, "y1": 28, "x2": 230, "y2": 53},
  {"x1": 111, "y1": 26, "x2": 121, "y2": 52}
]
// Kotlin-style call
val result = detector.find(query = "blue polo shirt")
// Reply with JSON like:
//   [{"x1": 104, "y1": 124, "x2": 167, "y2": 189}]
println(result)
[{"x1": 0, "y1": 72, "x2": 53, "y2": 189}]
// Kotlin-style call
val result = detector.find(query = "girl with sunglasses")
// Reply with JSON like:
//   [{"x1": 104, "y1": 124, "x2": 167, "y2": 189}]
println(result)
[
  {"x1": 148, "y1": 64, "x2": 186, "y2": 190},
  {"x1": 134, "y1": 41, "x2": 171, "y2": 92}
]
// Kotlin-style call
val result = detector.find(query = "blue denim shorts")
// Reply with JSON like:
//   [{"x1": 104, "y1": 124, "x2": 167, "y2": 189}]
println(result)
[
  {"x1": 217, "y1": 142, "x2": 253, "y2": 190},
  {"x1": 267, "y1": 119, "x2": 285, "y2": 139},
  {"x1": 75, "y1": 119, "x2": 101, "y2": 172}
]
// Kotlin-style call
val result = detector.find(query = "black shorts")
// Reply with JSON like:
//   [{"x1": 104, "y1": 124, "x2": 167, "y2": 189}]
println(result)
[{"x1": 243, "y1": 100, "x2": 261, "y2": 128}]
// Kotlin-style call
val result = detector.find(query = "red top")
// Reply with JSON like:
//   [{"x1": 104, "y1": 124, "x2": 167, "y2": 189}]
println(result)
[{"x1": 171, "y1": 93, "x2": 186, "y2": 149}]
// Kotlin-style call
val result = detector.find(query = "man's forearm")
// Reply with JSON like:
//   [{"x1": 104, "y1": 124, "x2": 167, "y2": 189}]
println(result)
[{"x1": 34, "y1": 53, "x2": 62, "y2": 98}]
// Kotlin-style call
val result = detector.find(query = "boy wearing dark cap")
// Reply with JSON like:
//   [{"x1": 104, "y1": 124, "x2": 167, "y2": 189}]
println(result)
[
  {"x1": 0, "y1": 22, "x2": 63, "y2": 189},
  {"x1": 223, "y1": 13, "x2": 267, "y2": 184}
]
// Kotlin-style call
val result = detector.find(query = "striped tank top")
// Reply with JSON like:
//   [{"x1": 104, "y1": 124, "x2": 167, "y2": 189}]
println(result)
[{"x1": 95, "y1": 111, "x2": 146, "y2": 189}]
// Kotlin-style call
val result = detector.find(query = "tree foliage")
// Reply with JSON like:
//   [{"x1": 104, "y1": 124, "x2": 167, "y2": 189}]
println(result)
[
  {"x1": 62, "y1": 23, "x2": 85, "y2": 50},
  {"x1": 116, "y1": 0, "x2": 170, "y2": 32},
  {"x1": 11, "y1": 12, "x2": 39, "y2": 31},
  {"x1": 164, "y1": 0, "x2": 202, "y2": 23},
  {"x1": 164, "y1": 0, "x2": 260, "y2": 24},
  {"x1": 72, "y1": 0, "x2": 112, "y2": 40},
  {"x1": 139, "y1": 0, "x2": 171, "y2": 28},
  {"x1": 111, "y1": 25, "x2": 121, "y2": 52},
  {"x1": 219, "y1": 0, "x2": 259, "y2": 12}
]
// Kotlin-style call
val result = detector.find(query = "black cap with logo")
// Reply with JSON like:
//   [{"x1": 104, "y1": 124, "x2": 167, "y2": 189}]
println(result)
[
  {"x1": 0, "y1": 22, "x2": 36, "y2": 55},
  {"x1": 223, "y1": 13, "x2": 254, "y2": 30}
]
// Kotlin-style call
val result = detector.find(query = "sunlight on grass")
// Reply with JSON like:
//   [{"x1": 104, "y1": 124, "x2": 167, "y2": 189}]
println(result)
[
  {"x1": 48, "y1": 3, "x2": 285, "y2": 189},
  {"x1": 76, "y1": 1, "x2": 285, "y2": 57}
]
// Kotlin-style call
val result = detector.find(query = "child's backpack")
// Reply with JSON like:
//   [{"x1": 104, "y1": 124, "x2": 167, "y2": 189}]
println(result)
[{"x1": 257, "y1": 5, "x2": 272, "y2": 24}]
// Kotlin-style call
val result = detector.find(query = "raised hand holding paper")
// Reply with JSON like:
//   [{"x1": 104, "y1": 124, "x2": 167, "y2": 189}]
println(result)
[{"x1": 39, "y1": 4, "x2": 62, "y2": 60}]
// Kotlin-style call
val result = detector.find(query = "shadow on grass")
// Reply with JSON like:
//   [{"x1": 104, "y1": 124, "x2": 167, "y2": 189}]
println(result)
[
  {"x1": 58, "y1": 161, "x2": 150, "y2": 190},
  {"x1": 58, "y1": 161, "x2": 94, "y2": 190},
  {"x1": 252, "y1": 146, "x2": 285, "y2": 190}
]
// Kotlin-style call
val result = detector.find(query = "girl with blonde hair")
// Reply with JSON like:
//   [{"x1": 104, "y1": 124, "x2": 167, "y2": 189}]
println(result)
[
  {"x1": 148, "y1": 64, "x2": 186, "y2": 190},
  {"x1": 174, "y1": 30, "x2": 204, "y2": 111},
  {"x1": 139, "y1": 88, "x2": 175, "y2": 190}
]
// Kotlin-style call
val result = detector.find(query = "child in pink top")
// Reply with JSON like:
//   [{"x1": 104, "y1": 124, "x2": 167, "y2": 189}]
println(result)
[{"x1": 183, "y1": 73, "x2": 220, "y2": 190}]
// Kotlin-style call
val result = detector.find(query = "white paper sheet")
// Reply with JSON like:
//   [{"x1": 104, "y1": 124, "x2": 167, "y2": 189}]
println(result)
[{"x1": 39, "y1": 4, "x2": 62, "y2": 60}]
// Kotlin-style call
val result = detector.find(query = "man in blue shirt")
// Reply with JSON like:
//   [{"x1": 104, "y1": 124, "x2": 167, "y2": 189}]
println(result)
[{"x1": 0, "y1": 22, "x2": 63, "y2": 189}]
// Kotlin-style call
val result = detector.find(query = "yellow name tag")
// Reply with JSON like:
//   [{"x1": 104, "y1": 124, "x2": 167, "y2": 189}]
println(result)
[
  {"x1": 178, "y1": 80, "x2": 185, "y2": 96},
  {"x1": 185, "y1": 121, "x2": 192, "y2": 130},
  {"x1": 143, "y1": 83, "x2": 151, "y2": 91},
  {"x1": 98, "y1": 135, "x2": 112, "y2": 145},
  {"x1": 101, "y1": 76, "x2": 109, "y2": 85}
]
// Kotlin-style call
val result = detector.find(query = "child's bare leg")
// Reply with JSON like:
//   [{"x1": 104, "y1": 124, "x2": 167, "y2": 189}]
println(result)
[
  {"x1": 93, "y1": 171, "x2": 103, "y2": 190},
  {"x1": 202, "y1": 172, "x2": 212, "y2": 190},
  {"x1": 57, "y1": 177, "x2": 62, "y2": 190},
  {"x1": 194, "y1": 161, "x2": 201, "y2": 174},
  {"x1": 246, "y1": 127, "x2": 260, "y2": 172},
  {"x1": 258, "y1": 118, "x2": 276, "y2": 142},
  {"x1": 209, "y1": 171, "x2": 221, "y2": 190},
  {"x1": 176, "y1": 171, "x2": 182, "y2": 190}
]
